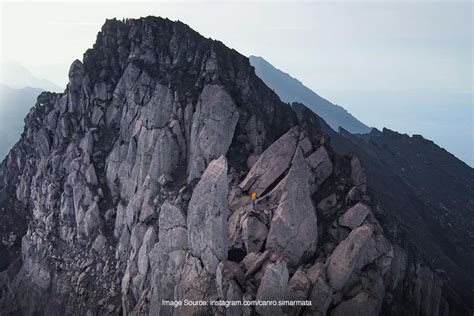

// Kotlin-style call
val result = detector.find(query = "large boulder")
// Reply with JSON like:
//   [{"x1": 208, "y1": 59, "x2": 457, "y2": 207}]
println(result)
[
  {"x1": 306, "y1": 146, "x2": 333, "y2": 185},
  {"x1": 148, "y1": 202, "x2": 188, "y2": 315},
  {"x1": 239, "y1": 126, "x2": 299, "y2": 196},
  {"x1": 187, "y1": 156, "x2": 229, "y2": 273},
  {"x1": 242, "y1": 213, "x2": 268, "y2": 254},
  {"x1": 266, "y1": 149, "x2": 318, "y2": 267},
  {"x1": 285, "y1": 269, "x2": 311, "y2": 315},
  {"x1": 338, "y1": 203, "x2": 371, "y2": 230},
  {"x1": 326, "y1": 224, "x2": 374, "y2": 291},
  {"x1": 307, "y1": 263, "x2": 332, "y2": 316},
  {"x1": 256, "y1": 260, "x2": 289, "y2": 316},
  {"x1": 175, "y1": 254, "x2": 216, "y2": 315},
  {"x1": 331, "y1": 291, "x2": 378, "y2": 316}
]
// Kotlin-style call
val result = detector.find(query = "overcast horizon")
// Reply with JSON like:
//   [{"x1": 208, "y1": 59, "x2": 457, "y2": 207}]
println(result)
[{"x1": 0, "y1": 1, "x2": 472, "y2": 165}]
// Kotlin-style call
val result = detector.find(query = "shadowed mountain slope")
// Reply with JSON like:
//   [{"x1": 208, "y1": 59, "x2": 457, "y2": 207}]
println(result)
[{"x1": 249, "y1": 55, "x2": 371, "y2": 134}]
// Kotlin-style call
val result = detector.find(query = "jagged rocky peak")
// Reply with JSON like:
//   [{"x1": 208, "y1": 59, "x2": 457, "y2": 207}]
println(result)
[{"x1": 0, "y1": 16, "x2": 467, "y2": 316}]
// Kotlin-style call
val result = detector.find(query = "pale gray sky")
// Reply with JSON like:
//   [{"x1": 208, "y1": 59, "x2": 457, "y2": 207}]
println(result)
[
  {"x1": 1, "y1": 0, "x2": 473, "y2": 164},
  {"x1": 1, "y1": 1, "x2": 472, "y2": 91}
]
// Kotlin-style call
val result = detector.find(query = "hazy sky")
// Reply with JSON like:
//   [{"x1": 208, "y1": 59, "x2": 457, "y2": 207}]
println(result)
[
  {"x1": 1, "y1": 1, "x2": 471, "y2": 90},
  {"x1": 0, "y1": 0, "x2": 473, "y2": 163}
]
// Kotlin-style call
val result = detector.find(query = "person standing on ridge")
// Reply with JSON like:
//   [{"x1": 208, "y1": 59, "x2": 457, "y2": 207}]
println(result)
[{"x1": 251, "y1": 191, "x2": 257, "y2": 208}]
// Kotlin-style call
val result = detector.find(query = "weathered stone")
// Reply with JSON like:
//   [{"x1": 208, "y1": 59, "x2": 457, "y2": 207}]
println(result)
[
  {"x1": 149, "y1": 231, "x2": 187, "y2": 316},
  {"x1": 226, "y1": 280, "x2": 243, "y2": 316},
  {"x1": 256, "y1": 260, "x2": 289, "y2": 316},
  {"x1": 175, "y1": 254, "x2": 215, "y2": 315},
  {"x1": 187, "y1": 85, "x2": 239, "y2": 182},
  {"x1": 216, "y1": 261, "x2": 245, "y2": 299},
  {"x1": 84, "y1": 164, "x2": 98, "y2": 185},
  {"x1": 137, "y1": 226, "x2": 157, "y2": 275},
  {"x1": 83, "y1": 202, "x2": 101, "y2": 238},
  {"x1": 298, "y1": 134, "x2": 313, "y2": 155},
  {"x1": 188, "y1": 156, "x2": 229, "y2": 273},
  {"x1": 345, "y1": 186, "x2": 362, "y2": 205},
  {"x1": 306, "y1": 146, "x2": 333, "y2": 185},
  {"x1": 285, "y1": 269, "x2": 311, "y2": 315},
  {"x1": 246, "y1": 153, "x2": 260, "y2": 169},
  {"x1": 266, "y1": 149, "x2": 318, "y2": 267},
  {"x1": 30, "y1": 263, "x2": 51, "y2": 290},
  {"x1": 242, "y1": 215, "x2": 268, "y2": 253},
  {"x1": 306, "y1": 263, "x2": 332, "y2": 315},
  {"x1": 159, "y1": 202, "x2": 188, "y2": 252},
  {"x1": 339, "y1": 203, "x2": 371, "y2": 229},
  {"x1": 355, "y1": 229, "x2": 392, "y2": 271},
  {"x1": 385, "y1": 245, "x2": 407, "y2": 292},
  {"x1": 327, "y1": 225, "x2": 374, "y2": 291},
  {"x1": 317, "y1": 193, "x2": 338, "y2": 213},
  {"x1": 138, "y1": 195, "x2": 156, "y2": 223},
  {"x1": 228, "y1": 207, "x2": 247, "y2": 258},
  {"x1": 80, "y1": 132, "x2": 94, "y2": 155},
  {"x1": 328, "y1": 224, "x2": 350, "y2": 243},
  {"x1": 35, "y1": 128, "x2": 51, "y2": 157},
  {"x1": 144, "y1": 83, "x2": 174, "y2": 129},
  {"x1": 92, "y1": 234, "x2": 107, "y2": 252},
  {"x1": 331, "y1": 291, "x2": 378, "y2": 316},
  {"x1": 241, "y1": 251, "x2": 271, "y2": 277},
  {"x1": 239, "y1": 126, "x2": 299, "y2": 196},
  {"x1": 91, "y1": 106, "x2": 104, "y2": 126},
  {"x1": 148, "y1": 129, "x2": 179, "y2": 182}
]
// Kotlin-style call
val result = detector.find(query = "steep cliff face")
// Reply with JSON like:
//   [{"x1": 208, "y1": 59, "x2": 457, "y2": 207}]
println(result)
[{"x1": 0, "y1": 17, "x2": 470, "y2": 316}]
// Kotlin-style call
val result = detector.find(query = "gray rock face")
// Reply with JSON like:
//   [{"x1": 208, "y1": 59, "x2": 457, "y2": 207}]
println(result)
[
  {"x1": 305, "y1": 263, "x2": 332, "y2": 316},
  {"x1": 306, "y1": 146, "x2": 333, "y2": 185},
  {"x1": 148, "y1": 202, "x2": 187, "y2": 315},
  {"x1": 256, "y1": 260, "x2": 289, "y2": 316},
  {"x1": 309, "y1": 282, "x2": 332, "y2": 315},
  {"x1": 331, "y1": 291, "x2": 378, "y2": 316},
  {"x1": 187, "y1": 85, "x2": 239, "y2": 182},
  {"x1": 92, "y1": 234, "x2": 107, "y2": 252},
  {"x1": 338, "y1": 203, "x2": 371, "y2": 229},
  {"x1": 239, "y1": 126, "x2": 299, "y2": 196},
  {"x1": 327, "y1": 224, "x2": 375, "y2": 291},
  {"x1": 175, "y1": 254, "x2": 215, "y2": 315},
  {"x1": 266, "y1": 148, "x2": 318, "y2": 267},
  {"x1": 285, "y1": 269, "x2": 311, "y2": 315},
  {"x1": 242, "y1": 214, "x2": 268, "y2": 254},
  {"x1": 187, "y1": 156, "x2": 229, "y2": 273}
]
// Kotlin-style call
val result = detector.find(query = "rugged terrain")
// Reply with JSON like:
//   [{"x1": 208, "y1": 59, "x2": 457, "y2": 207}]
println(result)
[{"x1": 0, "y1": 17, "x2": 472, "y2": 315}]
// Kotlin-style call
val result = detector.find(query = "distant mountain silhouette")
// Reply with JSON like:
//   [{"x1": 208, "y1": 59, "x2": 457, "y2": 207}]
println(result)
[
  {"x1": 0, "y1": 61, "x2": 62, "y2": 92},
  {"x1": 249, "y1": 55, "x2": 371, "y2": 134},
  {"x1": 0, "y1": 84, "x2": 42, "y2": 159}
]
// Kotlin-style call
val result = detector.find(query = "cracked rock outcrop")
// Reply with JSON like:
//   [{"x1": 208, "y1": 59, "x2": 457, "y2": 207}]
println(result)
[{"x1": 0, "y1": 16, "x2": 470, "y2": 316}]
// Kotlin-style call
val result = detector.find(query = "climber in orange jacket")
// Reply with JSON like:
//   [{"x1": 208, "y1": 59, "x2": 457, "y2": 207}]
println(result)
[{"x1": 251, "y1": 191, "x2": 257, "y2": 208}]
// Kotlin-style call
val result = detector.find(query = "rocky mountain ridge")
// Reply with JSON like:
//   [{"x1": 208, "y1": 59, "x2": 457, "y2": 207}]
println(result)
[
  {"x1": 249, "y1": 56, "x2": 371, "y2": 134},
  {"x1": 0, "y1": 16, "x2": 471, "y2": 316}
]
